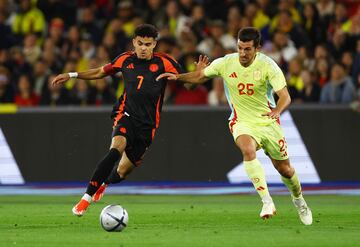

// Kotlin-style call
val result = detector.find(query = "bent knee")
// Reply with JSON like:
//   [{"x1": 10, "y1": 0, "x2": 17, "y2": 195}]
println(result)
[
  {"x1": 116, "y1": 166, "x2": 129, "y2": 179},
  {"x1": 240, "y1": 146, "x2": 256, "y2": 160},
  {"x1": 116, "y1": 163, "x2": 134, "y2": 179},
  {"x1": 276, "y1": 163, "x2": 294, "y2": 177},
  {"x1": 110, "y1": 136, "x2": 127, "y2": 153}
]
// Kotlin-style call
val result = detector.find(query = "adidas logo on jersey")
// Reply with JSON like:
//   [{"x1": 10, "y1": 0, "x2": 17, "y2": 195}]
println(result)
[
  {"x1": 229, "y1": 72, "x2": 237, "y2": 78},
  {"x1": 126, "y1": 63, "x2": 134, "y2": 69}
]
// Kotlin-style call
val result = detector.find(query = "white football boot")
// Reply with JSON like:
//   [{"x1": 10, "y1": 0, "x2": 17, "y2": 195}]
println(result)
[
  {"x1": 293, "y1": 195, "x2": 313, "y2": 225},
  {"x1": 260, "y1": 197, "x2": 277, "y2": 219}
]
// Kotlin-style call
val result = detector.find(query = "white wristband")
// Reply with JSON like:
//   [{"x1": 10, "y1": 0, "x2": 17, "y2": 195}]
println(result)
[{"x1": 68, "y1": 72, "x2": 78, "y2": 78}]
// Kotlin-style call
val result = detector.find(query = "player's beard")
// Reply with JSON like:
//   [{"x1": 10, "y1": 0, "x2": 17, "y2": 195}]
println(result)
[
  {"x1": 240, "y1": 54, "x2": 256, "y2": 67},
  {"x1": 240, "y1": 56, "x2": 250, "y2": 67}
]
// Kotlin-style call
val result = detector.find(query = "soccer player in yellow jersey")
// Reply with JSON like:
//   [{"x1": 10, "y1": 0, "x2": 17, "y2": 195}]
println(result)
[{"x1": 157, "y1": 27, "x2": 312, "y2": 225}]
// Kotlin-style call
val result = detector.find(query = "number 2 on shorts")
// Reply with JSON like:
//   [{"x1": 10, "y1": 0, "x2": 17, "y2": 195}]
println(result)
[{"x1": 278, "y1": 138, "x2": 288, "y2": 157}]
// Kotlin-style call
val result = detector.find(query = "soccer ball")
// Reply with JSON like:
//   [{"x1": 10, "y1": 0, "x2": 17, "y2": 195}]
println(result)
[{"x1": 100, "y1": 205, "x2": 129, "y2": 232}]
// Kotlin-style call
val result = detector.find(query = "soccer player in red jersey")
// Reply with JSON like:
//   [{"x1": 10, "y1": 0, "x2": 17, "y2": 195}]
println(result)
[{"x1": 52, "y1": 24, "x2": 208, "y2": 216}]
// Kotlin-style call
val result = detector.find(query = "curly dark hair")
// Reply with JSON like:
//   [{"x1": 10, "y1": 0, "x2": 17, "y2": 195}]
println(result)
[{"x1": 134, "y1": 24, "x2": 159, "y2": 40}]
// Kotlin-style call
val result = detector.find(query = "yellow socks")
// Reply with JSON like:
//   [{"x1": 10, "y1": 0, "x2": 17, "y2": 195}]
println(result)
[
  {"x1": 244, "y1": 159, "x2": 270, "y2": 199},
  {"x1": 281, "y1": 172, "x2": 302, "y2": 198}
]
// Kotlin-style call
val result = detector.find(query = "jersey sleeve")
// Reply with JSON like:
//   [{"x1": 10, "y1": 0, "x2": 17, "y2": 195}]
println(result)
[
  {"x1": 204, "y1": 57, "x2": 225, "y2": 78},
  {"x1": 103, "y1": 52, "x2": 132, "y2": 75},
  {"x1": 266, "y1": 59, "x2": 287, "y2": 92},
  {"x1": 159, "y1": 54, "x2": 183, "y2": 74}
]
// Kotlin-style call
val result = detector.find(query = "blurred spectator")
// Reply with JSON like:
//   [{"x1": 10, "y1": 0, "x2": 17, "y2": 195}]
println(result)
[
  {"x1": 341, "y1": 51, "x2": 354, "y2": 75},
  {"x1": 11, "y1": 0, "x2": 46, "y2": 42},
  {"x1": 315, "y1": 58, "x2": 331, "y2": 88},
  {"x1": 327, "y1": 3, "x2": 350, "y2": 37},
  {"x1": 0, "y1": 49, "x2": 11, "y2": 70},
  {"x1": 40, "y1": 74, "x2": 70, "y2": 106},
  {"x1": 102, "y1": 31, "x2": 121, "y2": 60},
  {"x1": 256, "y1": 0, "x2": 277, "y2": 19},
  {"x1": 0, "y1": 66, "x2": 13, "y2": 103},
  {"x1": 287, "y1": 58, "x2": 303, "y2": 100},
  {"x1": 227, "y1": 5, "x2": 242, "y2": 39},
  {"x1": 116, "y1": 0, "x2": 138, "y2": 37},
  {"x1": 270, "y1": 0, "x2": 302, "y2": 33},
  {"x1": 271, "y1": 10, "x2": 310, "y2": 48},
  {"x1": 164, "y1": 0, "x2": 190, "y2": 38},
  {"x1": 178, "y1": 32, "x2": 197, "y2": 55},
  {"x1": 208, "y1": 78, "x2": 227, "y2": 106},
  {"x1": 262, "y1": 31, "x2": 297, "y2": 69},
  {"x1": 297, "y1": 46, "x2": 316, "y2": 72},
  {"x1": 0, "y1": 5, "x2": 15, "y2": 49},
  {"x1": 349, "y1": 9, "x2": 360, "y2": 37},
  {"x1": 70, "y1": 79, "x2": 91, "y2": 105},
  {"x1": 143, "y1": 0, "x2": 166, "y2": 29},
  {"x1": 314, "y1": 43, "x2": 334, "y2": 62},
  {"x1": 301, "y1": 2, "x2": 327, "y2": 48},
  {"x1": 42, "y1": 38, "x2": 63, "y2": 73},
  {"x1": 79, "y1": 7, "x2": 102, "y2": 45},
  {"x1": 105, "y1": 18, "x2": 130, "y2": 54},
  {"x1": 95, "y1": 45, "x2": 111, "y2": 65},
  {"x1": 244, "y1": 2, "x2": 270, "y2": 32},
  {"x1": 48, "y1": 18, "x2": 65, "y2": 49},
  {"x1": 156, "y1": 36, "x2": 182, "y2": 60},
  {"x1": 63, "y1": 25, "x2": 81, "y2": 57},
  {"x1": 37, "y1": 0, "x2": 76, "y2": 27},
  {"x1": 77, "y1": 37, "x2": 96, "y2": 72},
  {"x1": 14, "y1": 74, "x2": 39, "y2": 106},
  {"x1": 316, "y1": 0, "x2": 335, "y2": 18},
  {"x1": 0, "y1": 0, "x2": 13, "y2": 25},
  {"x1": 88, "y1": 78, "x2": 116, "y2": 106},
  {"x1": 23, "y1": 33, "x2": 41, "y2": 65},
  {"x1": 211, "y1": 42, "x2": 226, "y2": 60},
  {"x1": 189, "y1": 4, "x2": 207, "y2": 42},
  {"x1": 320, "y1": 63, "x2": 356, "y2": 104},
  {"x1": 33, "y1": 58, "x2": 50, "y2": 96},
  {"x1": 178, "y1": 51, "x2": 200, "y2": 73},
  {"x1": 197, "y1": 20, "x2": 236, "y2": 58},
  {"x1": 328, "y1": 28, "x2": 349, "y2": 60},
  {"x1": 8, "y1": 46, "x2": 32, "y2": 81},
  {"x1": 0, "y1": 0, "x2": 359, "y2": 107},
  {"x1": 298, "y1": 70, "x2": 321, "y2": 103},
  {"x1": 179, "y1": 0, "x2": 193, "y2": 16}
]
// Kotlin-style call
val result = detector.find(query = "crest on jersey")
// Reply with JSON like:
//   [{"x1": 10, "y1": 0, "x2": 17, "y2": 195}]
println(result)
[
  {"x1": 253, "y1": 70, "x2": 261, "y2": 81},
  {"x1": 149, "y1": 64, "x2": 159, "y2": 72}
]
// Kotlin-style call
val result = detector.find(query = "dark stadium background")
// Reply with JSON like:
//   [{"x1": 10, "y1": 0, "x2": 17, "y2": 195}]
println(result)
[{"x1": 0, "y1": 0, "x2": 359, "y2": 184}]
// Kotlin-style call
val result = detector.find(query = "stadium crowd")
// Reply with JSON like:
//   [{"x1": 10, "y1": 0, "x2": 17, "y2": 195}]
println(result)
[{"x1": 0, "y1": 0, "x2": 359, "y2": 107}]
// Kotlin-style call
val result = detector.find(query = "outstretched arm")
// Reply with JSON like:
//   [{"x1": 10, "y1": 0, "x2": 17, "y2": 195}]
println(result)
[
  {"x1": 156, "y1": 55, "x2": 211, "y2": 84},
  {"x1": 51, "y1": 66, "x2": 107, "y2": 86}
]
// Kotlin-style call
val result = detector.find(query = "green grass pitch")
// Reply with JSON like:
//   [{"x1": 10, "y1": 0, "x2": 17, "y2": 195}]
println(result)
[{"x1": 0, "y1": 194, "x2": 359, "y2": 247}]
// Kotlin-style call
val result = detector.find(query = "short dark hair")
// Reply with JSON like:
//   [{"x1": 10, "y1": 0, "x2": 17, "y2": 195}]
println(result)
[
  {"x1": 134, "y1": 24, "x2": 159, "y2": 40},
  {"x1": 237, "y1": 27, "x2": 261, "y2": 48}
]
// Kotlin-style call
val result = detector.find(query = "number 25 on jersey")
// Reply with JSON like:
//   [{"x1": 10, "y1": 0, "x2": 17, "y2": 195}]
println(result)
[{"x1": 237, "y1": 82, "x2": 254, "y2": 96}]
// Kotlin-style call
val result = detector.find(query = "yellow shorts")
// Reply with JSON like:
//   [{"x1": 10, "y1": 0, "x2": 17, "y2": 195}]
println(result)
[{"x1": 229, "y1": 120, "x2": 289, "y2": 160}]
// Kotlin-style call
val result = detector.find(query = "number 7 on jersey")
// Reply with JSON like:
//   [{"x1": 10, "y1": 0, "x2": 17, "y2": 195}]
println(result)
[{"x1": 137, "y1": 75, "x2": 144, "y2": 90}]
